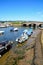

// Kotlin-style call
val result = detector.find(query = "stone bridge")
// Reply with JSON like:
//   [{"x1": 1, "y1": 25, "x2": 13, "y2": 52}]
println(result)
[{"x1": 22, "y1": 22, "x2": 43, "y2": 27}]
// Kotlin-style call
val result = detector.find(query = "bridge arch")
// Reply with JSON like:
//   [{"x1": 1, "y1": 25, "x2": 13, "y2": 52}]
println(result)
[
  {"x1": 22, "y1": 24, "x2": 27, "y2": 27},
  {"x1": 38, "y1": 24, "x2": 42, "y2": 27},
  {"x1": 33, "y1": 24, "x2": 36, "y2": 28},
  {"x1": 28, "y1": 24, "x2": 32, "y2": 28}
]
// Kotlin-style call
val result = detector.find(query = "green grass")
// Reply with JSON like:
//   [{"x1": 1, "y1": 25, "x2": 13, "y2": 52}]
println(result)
[{"x1": 11, "y1": 21, "x2": 22, "y2": 24}]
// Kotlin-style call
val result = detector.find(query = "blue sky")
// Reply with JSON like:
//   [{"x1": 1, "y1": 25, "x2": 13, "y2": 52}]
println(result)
[{"x1": 0, "y1": 0, "x2": 43, "y2": 21}]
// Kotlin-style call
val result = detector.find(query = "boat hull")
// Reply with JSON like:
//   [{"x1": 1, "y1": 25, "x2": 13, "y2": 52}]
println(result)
[{"x1": 0, "y1": 41, "x2": 12, "y2": 57}]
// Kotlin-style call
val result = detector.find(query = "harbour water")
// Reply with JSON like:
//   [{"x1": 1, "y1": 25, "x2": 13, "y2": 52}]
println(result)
[{"x1": 0, "y1": 27, "x2": 32, "y2": 42}]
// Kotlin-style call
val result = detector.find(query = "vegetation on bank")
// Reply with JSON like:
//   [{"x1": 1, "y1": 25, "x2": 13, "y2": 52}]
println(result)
[
  {"x1": 0, "y1": 21, "x2": 27, "y2": 24},
  {"x1": 11, "y1": 21, "x2": 23, "y2": 24}
]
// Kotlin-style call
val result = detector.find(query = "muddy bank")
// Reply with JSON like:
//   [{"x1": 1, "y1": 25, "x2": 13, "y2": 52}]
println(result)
[
  {"x1": 31, "y1": 29, "x2": 43, "y2": 65},
  {"x1": 40, "y1": 28, "x2": 43, "y2": 56}
]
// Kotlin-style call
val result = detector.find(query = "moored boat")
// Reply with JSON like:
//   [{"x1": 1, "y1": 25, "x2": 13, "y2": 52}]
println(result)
[
  {"x1": 23, "y1": 29, "x2": 28, "y2": 33},
  {"x1": 10, "y1": 27, "x2": 18, "y2": 31},
  {"x1": 0, "y1": 25, "x2": 7, "y2": 28},
  {"x1": 23, "y1": 29, "x2": 33, "y2": 36},
  {"x1": 0, "y1": 31, "x2": 4, "y2": 35},
  {"x1": 0, "y1": 41, "x2": 12, "y2": 57},
  {"x1": 13, "y1": 28, "x2": 18, "y2": 31},
  {"x1": 16, "y1": 32, "x2": 28, "y2": 43},
  {"x1": 26, "y1": 29, "x2": 33, "y2": 36},
  {"x1": 16, "y1": 29, "x2": 33, "y2": 43}
]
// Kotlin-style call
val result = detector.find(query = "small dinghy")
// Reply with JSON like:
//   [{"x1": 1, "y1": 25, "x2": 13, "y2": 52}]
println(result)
[
  {"x1": 0, "y1": 25, "x2": 6, "y2": 28},
  {"x1": 14, "y1": 28, "x2": 18, "y2": 31},
  {"x1": 16, "y1": 32, "x2": 28, "y2": 43},
  {"x1": 10, "y1": 28, "x2": 18, "y2": 31},
  {"x1": 26, "y1": 29, "x2": 33, "y2": 36},
  {"x1": 23, "y1": 29, "x2": 28, "y2": 33},
  {"x1": 23, "y1": 29, "x2": 33, "y2": 36},
  {"x1": 0, "y1": 31, "x2": 4, "y2": 35}
]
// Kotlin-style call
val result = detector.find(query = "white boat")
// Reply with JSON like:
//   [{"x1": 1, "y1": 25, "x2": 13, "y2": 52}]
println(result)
[
  {"x1": 16, "y1": 29, "x2": 33, "y2": 43},
  {"x1": 0, "y1": 25, "x2": 6, "y2": 28},
  {"x1": 0, "y1": 31, "x2": 4, "y2": 34},
  {"x1": 10, "y1": 28, "x2": 18, "y2": 31},
  {"x1": 23, "y1": 29, "x2": 29, "y2": 34},
  {"x1": 26, "y1": 29, "x2": 33, "y2": 36},
  {"x1": 13, "y1": 28, "x2": 18, "y2": 31},
  {"x1": 16, "y1": 32, "x2": 28, "y2": 43}
]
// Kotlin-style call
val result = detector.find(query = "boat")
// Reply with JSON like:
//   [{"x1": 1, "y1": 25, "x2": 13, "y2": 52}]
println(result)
[
  {"x1": 16, "y1": 29, "x2": 33, "y2": 43},
  {"x1": 16, "y1": 32, "x2": 28, "y2": 43},
  {"x1": 23, "y1": 29, "x2": 33, "y2": 36},
  {"x1": 0, "y1": 25, "x2": 6, "y2": 28},
  {"x1": 0, "y1": 31, "x2": 4, "y2": 35},
  {"x1": 13, "y1": 28, "x2": 18, "y2": 31},
  {"x1": 23, "y1": 29, "x2": 28, "y2": 33},
  {"x1": 0, "y1": 41, "x2": 11, "y2": 57},
  {"x1": 10, "y1": 28, "x2": 14, "y2": 31},
  {"x1": 10, "y1": 28, "x2": 18, "y2": 31},
  {"x1": 26, "y1": 29, "x2": 33, "y2": 36}
]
